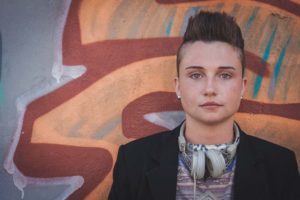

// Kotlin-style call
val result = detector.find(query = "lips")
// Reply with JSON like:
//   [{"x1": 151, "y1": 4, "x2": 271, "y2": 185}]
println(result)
[{"x1": 200, "y1": 101, "x2": 222, "y2": 107}]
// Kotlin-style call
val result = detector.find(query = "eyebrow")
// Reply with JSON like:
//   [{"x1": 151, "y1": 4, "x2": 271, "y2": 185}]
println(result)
[{"x1": 185, "y1": 66, "x2": 236, "y2": 70}]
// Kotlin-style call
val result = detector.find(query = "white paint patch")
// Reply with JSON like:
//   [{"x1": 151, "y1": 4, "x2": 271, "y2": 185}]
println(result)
[
  {"x1": 12, "y1": 166, "x2": 84, "y2": 200},
  {"x1": 4, "y1": 0, "x2": 86, "y2": 198},
  {"x1": 144, "y1": 111, "x2": 185, "y2": 130},
  {"x1": 51, "y1": 0, "x2": 86, "y2": 82}
]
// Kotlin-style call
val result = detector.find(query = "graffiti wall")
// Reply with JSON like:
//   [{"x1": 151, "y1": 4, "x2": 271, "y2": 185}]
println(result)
[{"x1": 1, "y1": 0, "x2": 299, "y2": 199}]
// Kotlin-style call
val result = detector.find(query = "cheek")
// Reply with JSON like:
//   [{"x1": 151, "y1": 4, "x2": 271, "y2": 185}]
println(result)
[
  {"x1": 225, "y1": 83, "x2": 243, "y2": 104},
  {"x1": 180, "y1": 82, "x2": 199, "y2": 99}
]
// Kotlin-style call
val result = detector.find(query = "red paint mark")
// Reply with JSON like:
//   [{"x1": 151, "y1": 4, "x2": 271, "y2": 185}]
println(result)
[
  {"x1": 122, "y1": 92, "x2": 183, "y2": 139},
  {"x1": 15, "y1": 144, "x2": 112, "y2": 200},
  {"x1": 256, "y1": 0, "x2": 300, "y2": 17},
  {"x1": 157, "y1": 0, "x2": 300, "y2": 17},
  {"x1": 15, "y1": 81, "x2": 113, "y2": 200},
  {"x1": 239, "y1": 100, "x2": 300, "y2": 120},
  {"x1": 246, "y1": 51, "x2": 270, "y2": 77}
]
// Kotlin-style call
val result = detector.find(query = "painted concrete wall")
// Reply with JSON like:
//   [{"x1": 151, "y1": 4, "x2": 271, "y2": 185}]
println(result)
[{"x1": 0, "y1": 0, "x2": 299, "y2": 199}]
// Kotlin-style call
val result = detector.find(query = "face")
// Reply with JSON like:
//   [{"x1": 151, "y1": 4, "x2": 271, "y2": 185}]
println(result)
[{"x1": 175, "y1": 41, "x2": 246, "y2": 125}]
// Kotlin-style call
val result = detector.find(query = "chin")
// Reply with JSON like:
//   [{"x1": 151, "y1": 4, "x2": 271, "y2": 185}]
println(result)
[{"x1": 193, "y1": 114, "x2": 234, "y2": 125}]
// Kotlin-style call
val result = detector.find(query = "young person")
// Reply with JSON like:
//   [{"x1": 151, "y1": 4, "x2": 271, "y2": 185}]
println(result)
[{"x1": 108, "y1": 11, "x2": 300, "y2": 200}]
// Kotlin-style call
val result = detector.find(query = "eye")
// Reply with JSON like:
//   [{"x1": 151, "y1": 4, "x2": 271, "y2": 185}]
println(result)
[
  {"x1": 190, "y1": 73, "x2": 203, "y2": 79},
  {"x1": 219, "y1": 73, "x2": 232, "y2": 79}
]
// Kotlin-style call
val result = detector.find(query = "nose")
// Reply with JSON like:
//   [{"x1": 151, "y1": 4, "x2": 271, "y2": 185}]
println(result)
[{"x1": 203, "y1": 78, "x2": 217, "y2": 97}]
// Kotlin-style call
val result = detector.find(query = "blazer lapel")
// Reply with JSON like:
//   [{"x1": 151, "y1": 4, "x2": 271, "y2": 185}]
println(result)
[
  {"x1": 233, "y1": 130, "x2": 270, "y2": 200},
  {"x1": 146, "y1": 126, "x2": 180, "y2": 200}
]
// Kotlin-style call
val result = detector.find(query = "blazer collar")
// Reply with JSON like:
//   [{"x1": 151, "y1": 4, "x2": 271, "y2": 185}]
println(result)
[
  {"x1": 233, "y1": 128, "x2": 270, "y2": 199},
  {"x1": 146, "y1": 125, "x2": 180, "y2": 200}
]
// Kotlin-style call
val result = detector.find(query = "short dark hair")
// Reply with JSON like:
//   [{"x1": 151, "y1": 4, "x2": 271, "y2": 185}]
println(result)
[{"x1": 176, "y1": 11, "x2": 245, "y2": 76}]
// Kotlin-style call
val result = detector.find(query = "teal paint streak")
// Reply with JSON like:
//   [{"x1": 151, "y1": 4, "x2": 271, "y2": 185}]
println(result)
[
  {"x1": 166, "y1": 11, "x2": 175, "y2": 36},
  {"x1": 244, "y1": 7, "x2": 259, "y2": 34},
  {"x1": 268, "y1": 36, "x2": 291, "y2": 99},
  {"x1": 180, "y1": 6, "x2": 201, "y2": 36},
  {"x1": 253, "y1": 28, "x2": 277, "y2": 98},
  {"x1": 166, "y1": 18, "x2": 173, "y2": 36}
]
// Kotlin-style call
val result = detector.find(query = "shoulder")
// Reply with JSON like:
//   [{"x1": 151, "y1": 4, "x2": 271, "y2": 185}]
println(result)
[
  {"x1": 115, "y1": 128, "x2": 178, "y2": 183},
  {"x1": 237, "y1": 130, "x2": 300, "y2": 199},
  {"x1": 120, "y1": 129, "x2": 174, "y2": 156},
  {"x1": 241, "y1": 131, "x2": 296, "y2": 163},
  {"x1": 245, "y1": 132, "x2": 293, "y2": 153}
]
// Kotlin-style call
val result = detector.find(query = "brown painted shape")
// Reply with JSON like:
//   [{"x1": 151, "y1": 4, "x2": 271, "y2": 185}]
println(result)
[{"x1": 122, "y1": 92, "x2": 300, "y2": 139}]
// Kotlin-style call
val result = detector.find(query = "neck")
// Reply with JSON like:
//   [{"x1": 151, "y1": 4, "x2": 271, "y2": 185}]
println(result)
[{"x1": 184, "y1": 116, "x2": 234, "y2": 144}]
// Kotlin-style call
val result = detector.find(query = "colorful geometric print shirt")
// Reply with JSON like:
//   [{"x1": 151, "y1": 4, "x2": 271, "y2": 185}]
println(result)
[{"x1": 176, "y1": 153, "x2": 236, "y2": 200}]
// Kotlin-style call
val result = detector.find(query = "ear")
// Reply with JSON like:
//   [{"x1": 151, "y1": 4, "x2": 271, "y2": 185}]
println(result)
[
  {"x1": 174, "y1": 76, "x2": 181, "y2": 98},
  {"x1": 241, "y1": 77, "x2": 247, "y2": 97}
]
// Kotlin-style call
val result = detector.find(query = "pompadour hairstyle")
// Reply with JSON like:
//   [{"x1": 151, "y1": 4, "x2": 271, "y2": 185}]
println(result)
[{"x1": 176, "y1": 11, "x2": 245, "y2": 76}]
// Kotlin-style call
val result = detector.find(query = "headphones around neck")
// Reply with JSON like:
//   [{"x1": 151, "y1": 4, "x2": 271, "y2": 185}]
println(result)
[{"x1": 178, "y1": 122, "x2": 240, "y2": 179}]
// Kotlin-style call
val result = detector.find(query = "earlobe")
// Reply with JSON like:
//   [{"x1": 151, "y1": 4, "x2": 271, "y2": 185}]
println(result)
[
  {"x1": 174, "y1": 77, "x2": 181, "y2": 99},
  {"x1": 241, "y1": 77, "x2": 247, "y2": 97}
]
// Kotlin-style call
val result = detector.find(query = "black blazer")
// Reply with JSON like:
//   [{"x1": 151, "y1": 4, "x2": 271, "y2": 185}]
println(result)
[{"x1": 109, "y1": 125, "x2": 300, "y2": 200}]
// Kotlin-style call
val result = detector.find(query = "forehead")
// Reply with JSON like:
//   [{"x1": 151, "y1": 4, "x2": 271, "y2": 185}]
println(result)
[{"x1": 179, "y1": 41, "x2": 242, "y2": 70}]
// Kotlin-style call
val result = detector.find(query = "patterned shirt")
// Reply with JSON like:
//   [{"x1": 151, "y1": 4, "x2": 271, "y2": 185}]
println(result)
[{"x1": 176, "y1": 152, "x2": 236, "y2": 200}]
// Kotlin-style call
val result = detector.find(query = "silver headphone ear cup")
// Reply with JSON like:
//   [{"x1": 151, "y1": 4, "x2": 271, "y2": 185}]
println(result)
[
  {"x1": 191, "y1": 151, "x2": 205, "y2": 179},
  {"x1": 227, "y1": 143, "x2": 237, "y2": 160},
  {"x1": 206, "y1": 149, "x2": 226, "y2": 178}
]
